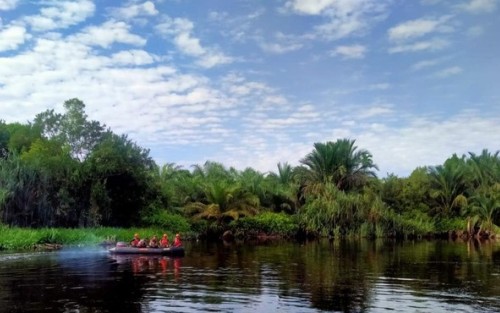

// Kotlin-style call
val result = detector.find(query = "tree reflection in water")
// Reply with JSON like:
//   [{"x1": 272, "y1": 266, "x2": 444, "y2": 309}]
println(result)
[{"x1": 0, "y1": 239, "x2": 499, "y2": 313}]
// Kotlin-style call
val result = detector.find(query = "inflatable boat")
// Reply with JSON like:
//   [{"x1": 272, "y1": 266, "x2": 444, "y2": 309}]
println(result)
[{"x1": 109, "y1": 245, "x2": 185, "y2": 256}]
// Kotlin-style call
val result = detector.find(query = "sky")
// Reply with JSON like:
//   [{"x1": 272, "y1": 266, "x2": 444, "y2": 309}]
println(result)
[{"x1": 0, "y1": 0, "x2": 499, "y2": 177}]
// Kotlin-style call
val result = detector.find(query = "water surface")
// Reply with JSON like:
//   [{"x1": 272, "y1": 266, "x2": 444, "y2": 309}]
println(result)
[{"x1": 0, "y1": 239, "x2": 499, "y2": 312}]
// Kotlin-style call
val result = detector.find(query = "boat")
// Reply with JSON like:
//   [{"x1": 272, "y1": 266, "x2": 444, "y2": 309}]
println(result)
[{"x1": 108, "y1": 245, "x2": 185, "y2": 256}]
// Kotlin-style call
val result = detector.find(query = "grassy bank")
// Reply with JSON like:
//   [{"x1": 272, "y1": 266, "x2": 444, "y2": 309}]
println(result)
[{"x1": 0, "y1": 226, "x2": 186, "y2": 251}]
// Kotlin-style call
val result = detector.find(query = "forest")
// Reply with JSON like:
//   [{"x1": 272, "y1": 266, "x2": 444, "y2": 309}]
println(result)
[{"x1": 1, "y1": 99, "x2": 499, "y2": 240}]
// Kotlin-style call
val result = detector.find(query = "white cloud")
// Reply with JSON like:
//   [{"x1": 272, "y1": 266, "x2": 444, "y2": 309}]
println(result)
[
  {"x1": 360, "y1": 113, "x2": 500, "y2": 176},
  {"x1": 257, "y1": 32, "x2": 304, "y2": 54},
  {"x1": 213, "y1": 109, "x2": 500, "y2": 177},
  {"x1": 285, "y1": 0, "x2": 338, "y2": 15},
  {"x1": 24, "y1": 0, "x2": 95, "y2": 31},
  {"x1": 411, "y1": 58, "x2": 442, "y2": 70},
  {"x1": 197, "y1": 52, "x2": 233, "y2": 68},
  {"x1": 156, "y1": 17, "x2": 233, "y2": 68},
  {"x1": 110, "y1": 50, "x2": 157, "y2": 65},
  {"x1": 356, "y1": 104, "x2": 394, "y2": 119},
  {"x1": 389, "y1": 38, "x2": 449, "y2": 53},
  {"x1": 0, "y1": 0, "x2": 19, "y2": 10},
  {"x1": 331, "y1": 44, "x2": 367, "y2": 59},
  {"x1": 458, "y1": 0, "x2": 498, "y2": 13},
  {"x1": 69, "y1": 20, "x2": 146, "y2": 48},
  {"x1": 260, "y1": 42, "x2": 303, "y2": 54},
  {"x1": 284, "y1": 0, "x2": 390, "y2": 40},
  {"x1": 172, "y1": 25, "x2": 205, "y2": 56},
  {"x1": 0, "y1": 1, "x2": 497, "y2": 179},
  {"x1": 0, "y1": 25, "x2": 28, "y2": 51},
  {"x1": 112, "y1": 1, "x2": 158, "y2": 19},
  {"x1": 258, "y1": 32, "x2": 304, "y2": 54},
  {"x1": 388, "y1": 16, "x2": 453, "y2": 41},
  {"x1": 434, "y1": 66, "x2": 463, "y2": 78}
]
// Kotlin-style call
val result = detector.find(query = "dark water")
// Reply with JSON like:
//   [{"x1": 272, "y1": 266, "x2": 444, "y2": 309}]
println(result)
[{"x1": 0, "y1": 239, "x2": 499, "y2": 313}]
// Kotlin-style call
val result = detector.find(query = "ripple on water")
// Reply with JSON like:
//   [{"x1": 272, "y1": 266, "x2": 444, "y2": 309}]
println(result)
[{"x1": 369, "y1": 277, "x2": 497, "y2": 313}]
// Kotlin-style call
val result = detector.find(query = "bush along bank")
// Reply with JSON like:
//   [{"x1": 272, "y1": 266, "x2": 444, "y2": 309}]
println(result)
[{"x1": 0, "y1": 226, "x2": 193, "y2": 251}]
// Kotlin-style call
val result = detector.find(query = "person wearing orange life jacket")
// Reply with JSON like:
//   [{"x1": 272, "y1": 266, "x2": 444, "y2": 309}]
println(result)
[
  {"x1": 173, "y1": 233, "x2": 182, "y2": 247},
  {"x1": 149, "y1": 235, "x2": 159, "y2": 248},
  {"x1": 137, "y1": 237, "x2": 148, "y2": 248},
  {"x1": 130, "y1": 233, "x2": 140, "y2": 247},
  {"x1": 160, "y1": 234, "x2": 169, "y2": 247}
]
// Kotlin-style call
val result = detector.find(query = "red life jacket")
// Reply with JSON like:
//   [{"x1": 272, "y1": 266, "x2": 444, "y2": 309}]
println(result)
[{"x1": 160, "y1": 238, "x2": 169, "y2": 247}]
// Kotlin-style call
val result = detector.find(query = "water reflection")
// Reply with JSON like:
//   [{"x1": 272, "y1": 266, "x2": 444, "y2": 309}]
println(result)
[
  {"x1": 0, "y1": 239, "x2": 499, "y2": 312},
  {"x1": 109, "y1": 254, "x2": 182, "y2": 279}
]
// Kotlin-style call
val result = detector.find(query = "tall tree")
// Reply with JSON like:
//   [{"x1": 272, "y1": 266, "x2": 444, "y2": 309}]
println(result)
[
  {"x1": 84, "y1": 133, "x2": 156, "y2": 226},
  {"x1": 469, "y1": 191, "x2": 500, "y2": 233},
  {"x1": 300, "y1": 139, "x2": 378, "y2": 192},
  {"x1": 467, "y1": 149, "x2": 500, "y2": 189},
  {"x1": 0, "y1": 121, "x2": 8, "y2": 158},
  {"x1": 266, "y1": 162, "x2": 300, "y2": 213},
  {"x1": 34, "y1": 98, "x2": 105, "y2": 161},
  {"x1": 428, "y1": 155, "x2": 468, "y2": 217}
]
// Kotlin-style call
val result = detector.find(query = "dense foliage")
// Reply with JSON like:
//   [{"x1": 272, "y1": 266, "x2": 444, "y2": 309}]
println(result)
[{"x1": 1, "y1": 99, "x2": 499, "y2": 239}]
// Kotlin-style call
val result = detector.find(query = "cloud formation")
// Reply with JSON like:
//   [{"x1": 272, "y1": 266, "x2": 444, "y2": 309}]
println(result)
[
  {"x1": 331, "y1": 44, "x2": 367, "y2": 59},
  {"x1": 0, "y1": 1, "x2": 498, "y2": 177},
  {"x1": 24, "y1": 0, "x2": 95, "y2": 31}
]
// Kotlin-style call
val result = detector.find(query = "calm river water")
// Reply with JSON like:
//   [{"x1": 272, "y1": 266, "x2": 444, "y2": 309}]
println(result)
[{"x1": 0, "y1": 239, "x2": 499, "y2": 313}]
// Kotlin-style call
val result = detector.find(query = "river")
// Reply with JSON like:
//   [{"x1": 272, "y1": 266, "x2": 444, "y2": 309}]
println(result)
[{"x1": 0, "y1": 239, "x2": 499, "y2": 313}]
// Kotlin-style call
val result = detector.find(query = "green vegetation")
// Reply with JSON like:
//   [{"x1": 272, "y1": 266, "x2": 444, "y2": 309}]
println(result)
[
  {"x1": 0, "y1": 225, "x2": 188, "y2": 250},
  {"x1": 1, "y1": 99, "x2": 500, "y2": 249},
  {"x1": 230, "y1": 212, "x2": 299, "y2": 237}
]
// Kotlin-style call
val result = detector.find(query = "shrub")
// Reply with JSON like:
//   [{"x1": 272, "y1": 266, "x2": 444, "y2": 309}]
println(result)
[
  {"x1": 433, "y1": 217, "x2": 466, "y2": 233},
  {"x1": 382, "y1": 209, "x2": 434, "y2": 237},
  {"x1": 230, "y1": 212, "x2": 299, "y2": 237},
  {"x1": 142, "y1": 210, "x2": 191, "y2": 233}
]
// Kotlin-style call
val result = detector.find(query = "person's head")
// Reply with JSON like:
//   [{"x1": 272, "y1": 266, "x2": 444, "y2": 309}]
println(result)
[
  {"x1": 163, "y1": 234, "x2": 168, "y2": 237},
  {"x1": 134, "y1": 233, "x2": 139, "y2": 238},
  {"x1": 175, "y1": 233, "x2": 180, "y2": 238},
  {"x1": 153, "y1": 235, "x2": 157, "y2": 239}
]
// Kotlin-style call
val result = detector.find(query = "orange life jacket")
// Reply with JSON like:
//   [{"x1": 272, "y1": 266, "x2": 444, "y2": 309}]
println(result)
[
  {"x1": 160, "y1": 237, "x2": 169, "y2": 247},
  {"x1": 173, "y1": 238, "x2": 182, "y2": 247}
]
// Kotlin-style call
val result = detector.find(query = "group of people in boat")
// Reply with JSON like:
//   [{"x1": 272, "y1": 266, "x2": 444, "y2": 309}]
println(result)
[{"x1": 130, "y1": 233, "x2": 182, "y2": 248}]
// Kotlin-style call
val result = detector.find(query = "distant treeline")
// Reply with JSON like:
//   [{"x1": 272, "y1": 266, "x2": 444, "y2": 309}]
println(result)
[{"x1": 1, "y1": 99, "x2": 499, "y2": 239}]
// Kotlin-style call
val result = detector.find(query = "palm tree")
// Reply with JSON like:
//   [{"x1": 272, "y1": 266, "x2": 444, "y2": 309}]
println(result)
[
  {"x1": 238, "y1": 167, "x2": 267, "y2": 201},
  {"x1": 191, "y1": 161, "x2": 233, "y2": 183},
  {"x1": 469, "y1": 192, "x2": 500, "y2": 234},
  {"x1": 184, "y1": 179, "x2": 259, "y2": 224},
  {"x1": 154, "y1": 163, "x2": 198, "y2": 208},
  {"x1": 265, "y1": 162, "x2": 301, "y2": 213},
  {"x1": 467, "y1": 149, "x2": 500, "y2": 189},
  {"x1": 275, "y1": 162, "x2": 295, "y2": 185},
  {"x1": 428, "y1": 155, "x2": 468, "y2": 217},
  {"x1": 300, "y1": 139, "x2": 378, "y2": 192}
]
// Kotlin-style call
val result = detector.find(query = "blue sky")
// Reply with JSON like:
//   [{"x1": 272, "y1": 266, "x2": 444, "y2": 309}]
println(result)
[{"x1": 0, "y1": 0, "x2": 499, "y2": 177}]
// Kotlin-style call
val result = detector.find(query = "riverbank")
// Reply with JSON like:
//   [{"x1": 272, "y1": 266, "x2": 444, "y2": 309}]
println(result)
[
  {"x1": 0, "y1": 226, "x2": 189, "y2": 251},
  {"x1": 1, "y1": 224, "x2": 497, "y2": 252}
]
